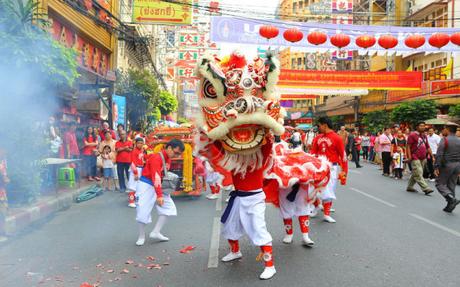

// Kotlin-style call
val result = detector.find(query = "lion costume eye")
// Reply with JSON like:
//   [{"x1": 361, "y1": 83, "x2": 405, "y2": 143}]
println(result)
[{"x1": 202, "y1": 79, "x2": 217, "y2": 99}]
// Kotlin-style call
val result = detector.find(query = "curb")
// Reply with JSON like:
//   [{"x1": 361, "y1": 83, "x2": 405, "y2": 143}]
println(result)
[{"x1": 1, "y1": 185, "x2": 90, "y2": 236}]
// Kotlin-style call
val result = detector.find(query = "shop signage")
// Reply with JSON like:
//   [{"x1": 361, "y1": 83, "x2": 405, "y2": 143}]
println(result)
[
  {"x1": 331, "y1": 0, "x2": 353, "y2": 13},
  {"x1": 112, "y1": 95, "x2": 126, "y2": 128},
  {"x1": 132, "y1": 0, "x2": 192, "y2": 25},
  {"x1": 431, "y1": 80, "x2": 460, "y2": 96},
  {"x1": 51, "y1": 18, "x2": 109, "y2": 76},
  {"x1": 278, "y1": 70, "x2": 423, "y2": 90}
]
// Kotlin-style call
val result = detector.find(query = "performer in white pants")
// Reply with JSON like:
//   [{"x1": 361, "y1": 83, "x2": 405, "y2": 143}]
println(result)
[
  {"x1": 279, "y1": 184, "x2": 315, "y2": 246},
  {"x1": 135, "y1": 140, "x2": 185, "y2": 246},
  {"x1": 127, "y1": 138, "x2": 145, "y2": 208}
]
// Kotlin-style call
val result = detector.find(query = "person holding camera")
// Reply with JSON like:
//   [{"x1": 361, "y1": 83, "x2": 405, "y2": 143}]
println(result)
[{"x1": 435, "y1": 123, "x2": 460, "y2": 213}]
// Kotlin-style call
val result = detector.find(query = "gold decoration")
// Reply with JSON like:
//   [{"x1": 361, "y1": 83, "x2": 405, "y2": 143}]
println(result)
[{"x1": 182, "y1": 143, "x2": 193, "y2": 192}]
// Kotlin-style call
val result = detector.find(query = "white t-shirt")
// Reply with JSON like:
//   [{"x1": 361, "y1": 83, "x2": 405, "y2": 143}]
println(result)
[
  {"x1": 102, "y1": 155, "x2": 114, "y2": 168},
  {"x1": 427, "y1": 133, "x2": 441, "y2": 155},
  {"x1": 291, "y1": 132, "x2": 301, "y2": 142}
]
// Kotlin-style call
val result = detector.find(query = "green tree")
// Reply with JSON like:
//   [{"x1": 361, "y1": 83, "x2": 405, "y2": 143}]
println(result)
[
  {"x1": 362, "y1": 110, "x2": 391, "y2": 134},
  {"x1": 157, "y1": 90, "x2": 178, "y2": 116},
  {"x1": 116, "y1": 69, "x2": 160, "y2": 129},
  {"x1": 391, "y1": 100, "x2": 437, "y2": 128},
  {"x1": 448, "y1": 103, "x2": 460, "y2": 118}
]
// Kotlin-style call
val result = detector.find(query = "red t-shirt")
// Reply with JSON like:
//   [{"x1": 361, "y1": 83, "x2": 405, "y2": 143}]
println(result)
[
  {"x1": 131, "y1": 147, "x2": 145, "y2": 167},
  {"x1": 64, "y1": 131, "x2": 80, "y2": 156},
  {"x1": 115, "y1": 140, "x2": 133, "y2": 163},
  {"x1": 142, "y1": 150, "x2": 170, "y2": 197},
  {"x1": 310, "y1": 131, "x2": 348, "y2": 174},
  {"x1": 232, "y1": 141, "x2": 273, "y2": 191},
  {"x1": 82, "y1": 135, "x2": 97, "y2": 156},
  {"x1": 407, "y1": 132, "x2": 429, "y2": 160}
]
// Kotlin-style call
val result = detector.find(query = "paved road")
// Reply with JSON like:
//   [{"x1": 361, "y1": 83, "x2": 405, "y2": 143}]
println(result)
[{"x1": 1, "y1": 162, "x2": 459, "y2": 287}]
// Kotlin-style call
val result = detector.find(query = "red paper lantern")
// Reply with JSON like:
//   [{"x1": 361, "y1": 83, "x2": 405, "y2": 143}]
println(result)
[
  {"x1": 450, "y1": 32, "x2": 460, "y2": 46},
  {"x1": 283, "y1": 28, "x2": 303, "y2": 43},
  {"x1": 378, "y1": 35, "x2": 398, "y2": 49},
  {"x1": 429, "y1": 33, "x2": 450, "y2": 49},
  {"x1": 307, "y1": 31, "x2": 327, "y2": 45},
  {"x1": 259, "y1": 25, "x2": 279, "y2": 40},
  {"x1": 330, "y1": 34, "x2": 350, "y2": 49},
  {"x1": 356, "y1": 35, "x2": 376, "y2": 49},
  {"x1": 404, "y1": 34, "x2": 426, "y2": 49}
]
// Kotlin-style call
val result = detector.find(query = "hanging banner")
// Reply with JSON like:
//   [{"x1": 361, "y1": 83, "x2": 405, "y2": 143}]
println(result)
[
  {"x1": 210, "y1": 16, "x2": 460, "y2": 52},
  {"x1": 431, "y1": 79, "x2": 460, "y2": 96},
  {"x1": 331, "y1": 0, "x2": 353, "y2": 13},
  {"x1": 132, "y1": 0, "x2": 192, "y2": 25},
  {"x1": 112, "y1": 95, "x2": 126, "y2": 128},
  {"x1": 278, "y1": 70, "x2": 423, "y2": 90}
]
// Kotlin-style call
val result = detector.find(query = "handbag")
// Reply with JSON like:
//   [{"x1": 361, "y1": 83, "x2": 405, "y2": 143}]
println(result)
[{"x1": 159, "y1": 152, "x2": 180, "y2": 195}]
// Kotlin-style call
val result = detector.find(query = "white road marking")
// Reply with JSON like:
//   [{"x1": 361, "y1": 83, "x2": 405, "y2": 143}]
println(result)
[
  {"x1": 207, "y1": 217, "x2": 221, "y2": 268},
  {"x1": 409, "y1": 213, "x2": 460, "y2": 238},
  {"x1": 216, "y1": 192, "x2": 222, "y2": 211},
  {"x1": 350, "y1": 187, "x2": 397, "y2": 208}
]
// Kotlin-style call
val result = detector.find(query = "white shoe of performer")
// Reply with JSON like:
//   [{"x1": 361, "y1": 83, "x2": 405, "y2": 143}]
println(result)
[
  {"x1": 206, "y1": 193, "x2": 219, "y2": 200},
  {"x1": 136, "y1": 237, "x2": 145, "y2": 246},
  {"x1": 323, "y1": 215, "x2": 336, "y2": 223},
  {"x1": 310, "y1": 208, "x2": 318, "y2": 218},
  {"x1": 149, "y1": 232, "x2": 170, "y2": 241},
  {"x1": 128, "y1": 203, "x2": 136, "y2": 208},
  {"x1": 221, "y1": 251, "x2": 243, "y2": 262},
  {"x1": 302, "y1": 233, "x2": 315, "y2": 246},
  {"x1": 282, "y1": 234, "x2": 293, "y2": 244},
  {"x1": 259, "y1": 266, "x2": 276, "y2": 280}
]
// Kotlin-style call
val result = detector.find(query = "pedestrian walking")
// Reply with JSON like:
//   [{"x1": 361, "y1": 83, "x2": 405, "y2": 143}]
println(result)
[
  {"x1": 115, "y1": 130, "x2": 133, "y2": 192},
  {"x1": 64, "y1": 122, "x2": 80, "y2": 180},
  {"x1": 135, "y1": 139, "x2": 185, "y2": 246},
  {"x1": 338, "y1": 126, "x2": 349, "y2": 148},
  {"x1": 369, "y1": 133, "x2": 376, "y2": 162},
  {"x1": 361, "y1": 132, "x2": 370, "y2": 161},
  {"x1": 379, "y1": 128, "x2": 393, "y2": 176},
  {"x1": 406, "y1": 122, "x2": 434, "y2": 195},
  {"x1": 426, "y1": 128, "x2": 441, "y2": 181},
  {"x1": 349, "y1": 129, "x2": 362, "y2": 168},
  {"x1": 435, "y1": 123, "x2": 460, "y2": 212}
]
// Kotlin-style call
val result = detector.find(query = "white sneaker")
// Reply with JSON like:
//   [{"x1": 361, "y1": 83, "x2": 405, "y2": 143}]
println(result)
[
  {"x1": 323, "y1": 215, "x2": 336, "y2": 223},
  {"x1": 302, "y1": 233, "x2": 315, "y2": 246},
  {"x1": 225, "y1": 197, "x2": 230, "y2": 203},
  {"x1": 221, "y1": 251, "x2": 243, "y2": 262},
  {"x1": 206, "y1": 193, "x2": 219, "y2": 200},
  {"x1": 310, "y1": 208, "x2": 318, "y2": 218},
  {"x1": 136, "y1": 237, "x2": 145, "y2": 246},
  {"x1": 259, "y1": 266, "x2": 276, "y2": 280},
  {"x1": 429, "y1": 178, "x2": 435, "y2": 182},
  {"x1": 282, "y1": 234, "x2": 293, "y2": 244},
  {"x1": 149, "y1": 232, "x2": 169, "y2": 241},
  {"x1": 128, "y1": 203, "x2": 136, "y2": 208}
]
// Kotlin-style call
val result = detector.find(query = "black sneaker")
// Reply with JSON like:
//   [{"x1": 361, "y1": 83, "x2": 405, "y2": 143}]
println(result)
[
  {"x1": 406, "y1": 187, "x2": 418, "y2": 193},
  {"x1": 423, "y1": 189, "x2": 434, "y2": 196},
  {"x1": 444, "y1": 198, "x2": 460, "y2": 213}
]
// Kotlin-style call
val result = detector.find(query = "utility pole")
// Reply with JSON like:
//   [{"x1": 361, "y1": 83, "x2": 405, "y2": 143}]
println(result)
[{"x1": 384, "y1": 0, "x2": 396, "y2": 109}]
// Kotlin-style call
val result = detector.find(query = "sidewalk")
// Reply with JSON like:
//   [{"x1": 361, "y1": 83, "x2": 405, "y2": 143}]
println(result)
[{"x1": 0, "y1": 182, "x2": 94, "y2": 236}]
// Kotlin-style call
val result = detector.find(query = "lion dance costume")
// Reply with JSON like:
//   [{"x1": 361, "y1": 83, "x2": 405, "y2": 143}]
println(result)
[{"x1": 195, "y1": 51, "x2": 331, "y2": 280}]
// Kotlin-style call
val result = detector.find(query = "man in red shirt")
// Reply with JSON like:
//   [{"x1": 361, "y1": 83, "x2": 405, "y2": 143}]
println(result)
[
  {"x1": 99, "y1": 121, "x2": 116, "y2": 141},
  {"x1": 310, "y1": 117, "x2": 348, "y2": 223},
  {"x1": 406, "y1": 122, "x2": 433, "y2": 195},
  {"x1": 135, "y1": 139, "x2": 185, "y2": 246},
  {"x1": 115, "y1": 130, "x2": 133, "y2": 192}
]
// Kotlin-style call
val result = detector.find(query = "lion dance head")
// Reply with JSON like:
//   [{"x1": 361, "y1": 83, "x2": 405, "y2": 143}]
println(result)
[{"x1": 196, "y1": 51, "x2": 285, "y2": 158}]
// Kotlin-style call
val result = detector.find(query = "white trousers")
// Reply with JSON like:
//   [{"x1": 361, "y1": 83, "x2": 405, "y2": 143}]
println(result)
[
  {"x1": 221, "y1": 191, "x2": 272, "y2": 246},
  {"x1": 322, "y1": 165, "x2": 339, "y2": 201},
  {"x1": 135, "y1": 180, "x2": 177, "y2": 224},
  {"x1": 279, "y1": 185, "x2": 315, "y2": 218},
  {"x1": 127, "y1": 167, "x2": 143, "y2": 192}
]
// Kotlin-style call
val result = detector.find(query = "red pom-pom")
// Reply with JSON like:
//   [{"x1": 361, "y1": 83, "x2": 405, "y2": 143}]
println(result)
[{"x1": 228, "y1": 52, "x2": 247, "y2": 69}]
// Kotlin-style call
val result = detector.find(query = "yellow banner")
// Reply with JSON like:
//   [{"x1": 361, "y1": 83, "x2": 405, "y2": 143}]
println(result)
[{"x1": 132, "y1": 0, "x2": 192, "y2": 25}]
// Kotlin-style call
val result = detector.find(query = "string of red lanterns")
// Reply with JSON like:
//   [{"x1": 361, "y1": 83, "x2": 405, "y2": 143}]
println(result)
[{"x1": 258, "y1": 26, "x2": 460, "y2": 50}]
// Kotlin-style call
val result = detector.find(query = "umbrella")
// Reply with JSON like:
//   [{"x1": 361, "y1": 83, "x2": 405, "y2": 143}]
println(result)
[
  {"x1": 296, "y1": 124, "x2": 312, "y2": 130},
  {"x1": 425, "y1": 118, "x2": 450, "y2": 125}
]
